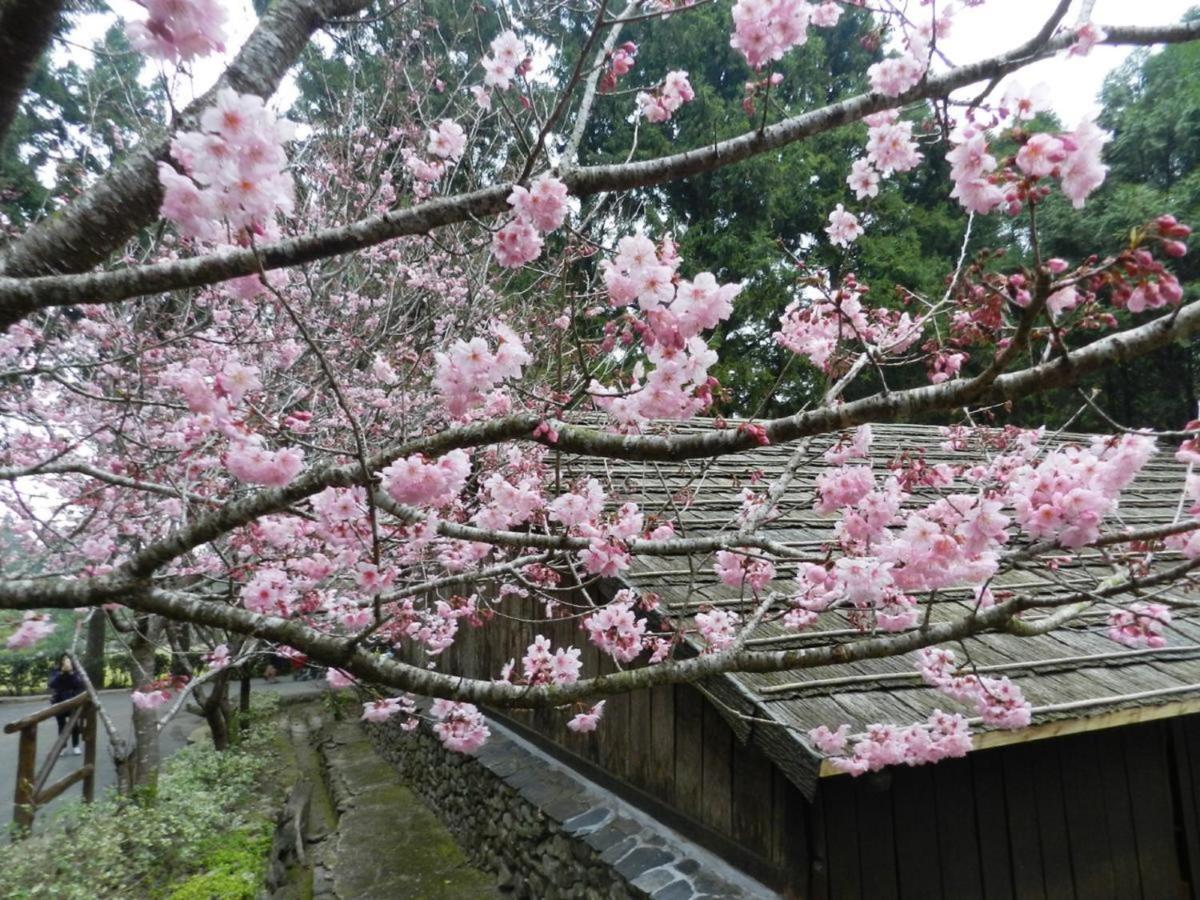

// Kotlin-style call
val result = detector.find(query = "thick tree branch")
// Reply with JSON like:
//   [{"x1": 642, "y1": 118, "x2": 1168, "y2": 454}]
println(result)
[
  {"x1": 4, "y1": 555, "x2": 1198, "y2": 708},
  {"x1": 0, "y1": 0, "x2": 371, "y2": 286},
  {"x1": 105, "y1": 298, "x2": 1200, "y2": 578},
  {"x1": 1, "y1": 20, "x2": 1196, "y2": 325},
  {"x1": 0, "y1": 0, "x2": 66, "y2": 147}
]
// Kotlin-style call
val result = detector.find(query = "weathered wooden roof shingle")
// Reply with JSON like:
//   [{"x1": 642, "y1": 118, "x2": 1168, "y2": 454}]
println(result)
[{"x1": 562, "y1": 421, "x2": 1200, "y2": 792}]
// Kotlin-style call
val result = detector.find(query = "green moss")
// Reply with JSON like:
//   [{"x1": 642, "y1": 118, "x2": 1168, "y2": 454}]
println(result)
[{"x1": 165, "y1": 823, "x2": 273, "y2": 900}]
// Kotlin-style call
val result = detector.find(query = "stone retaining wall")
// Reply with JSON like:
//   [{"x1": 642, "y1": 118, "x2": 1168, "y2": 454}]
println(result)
[{"x1": 364, "y1": 716, "x2": 773, "y2": 900}]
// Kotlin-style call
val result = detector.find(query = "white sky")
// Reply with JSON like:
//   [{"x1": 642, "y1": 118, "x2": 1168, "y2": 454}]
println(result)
[
  {"x1": 940, "y1": 0, "x2": 1197, "y2": 125},
  {"x1": 70, "y1": 1, "x2": 1197, "y2": 129}
]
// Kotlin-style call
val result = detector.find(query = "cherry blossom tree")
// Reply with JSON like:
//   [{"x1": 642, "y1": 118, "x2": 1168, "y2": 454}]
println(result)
[{"x1": 2, "y1": 0, "x2": 1200, "y2": 784}]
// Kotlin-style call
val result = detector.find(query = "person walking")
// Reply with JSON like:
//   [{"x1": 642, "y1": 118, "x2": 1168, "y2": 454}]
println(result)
[{"x1": 48, "y1": 655, "x2": 85, "y2": 755}]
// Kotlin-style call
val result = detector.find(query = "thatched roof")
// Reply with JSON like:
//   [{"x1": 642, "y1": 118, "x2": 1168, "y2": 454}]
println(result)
[{"x1": 564, "y1": 421, "x2": 1200, "y2": 794}]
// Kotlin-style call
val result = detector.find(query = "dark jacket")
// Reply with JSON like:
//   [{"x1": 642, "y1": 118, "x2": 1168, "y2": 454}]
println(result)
[{"x1": 49, "y1": 669, "x2": 84, "y2": 704}]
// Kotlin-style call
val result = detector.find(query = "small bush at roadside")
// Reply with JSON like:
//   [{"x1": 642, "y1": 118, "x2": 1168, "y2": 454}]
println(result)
[{"x1": 0, "y1": 698, "x2": 283, "y2": 899}]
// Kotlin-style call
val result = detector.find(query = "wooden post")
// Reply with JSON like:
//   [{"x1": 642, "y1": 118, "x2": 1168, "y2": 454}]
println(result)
[
  {"x1": 13, "y1": 725, "x2": 37, "y2": 834},
  {"x1": 82, "y1": 699, "x2": 97, "y2": 803}
]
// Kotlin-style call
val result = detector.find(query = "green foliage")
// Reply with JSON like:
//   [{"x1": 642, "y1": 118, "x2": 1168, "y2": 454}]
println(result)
[
  {"x1": 0, "y1": 704, "x2": 282, "y2": 899},
  {"x1": 1, "y1": 22, "x2": 163, "y2": 231},
  {"x1": 165, "y1": 823, "x2": 273, "y2": 900},
  {"x1": 1006, "y1": 27, "x2": 1200, "y2": 432}
]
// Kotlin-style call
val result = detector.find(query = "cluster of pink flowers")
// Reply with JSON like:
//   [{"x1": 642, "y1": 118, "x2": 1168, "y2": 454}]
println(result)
[
  {"x1": 475, "y1": 472, "x2": 545, "y2": 530},
  {"x1": 867, "y1": 54, "x2": 926, "y2": 98},
  {"x1": 380, "y1": 449, "x2": 471, "y2": 509},
  {"x1": 5, "y1": 612, "x2": 55, "y2": 650},
  {"x1": 1107, "y1": 602, "x2": 1172, "y2": 649},
  {"x1": 636, "y1": 71, "x2": 695, "y2": 123},
  {"x1": 548, "y1": 478, "x2": 606, "y2": 528},
  {"x1": 203, "y1": 644, "x2": 230, "y2": 670},
  {"x1": 600, "y1": 42, "x2": 638, "y2": 93},
  {"x1": 472, "y1": 29, "x2": 528, "y2": 111},
  {"x1": 824, "y1": 424, "x2": 873, "y2": 464},
  {"x1": 811, "y1": 711, "x2": 973, "y2": 776},
  {"x1": 427, "y1": 119, "x2": 467, "y2": 162},
  {"x1": 240, "y1": 567, "x2": 296, "y2": 616},
  {"x1": 493, "y1": 174, "x2": 570, "y2": 268},
  {"x1": 1008, "y1": 434, "x2": 1156, "y2": 547},
  {"x1": 591, "y1": 236, "x2": 740, "y2": 426},
  {"x1": 714, "y1": 550, "x2": 777, "y2": 593},
  {"x1": 583, "y1": 591, "x2": 647, "y2": 663},
  {"x1": 846, "y1": 159, "x2": 880, "y2": 201},
  {"x1": 948, "y1": 119, "x2": 1109, "y2": 217},
  {"x1": 160, "y1": 89, "x2": 296, "y2": 244},
  {"x1": 825, "y1": 204, "x2": 863, "y2": 248},
  {"x1": 131, "y1": 688, "x2": 173, "y2": 711},
  {"x1": 917, "y1": 648, "x2": 1032, "y2": 729},
  {"x1": 1070, "y1": 22, "x2": 1107, "y2": 57},
  {"x1": 864, "y1": 111, "x2": 923, "y2": 176},
  {"x1": 521, "y1": 635, "x2": 583, "y2": 685},
  {"x1": 126, "y1": 0, "x2": 225, "y2": 63},
  {"x1": 567, "y1": 701, "x2": 607, "y2": 734},
  {"x1": 773, "y1": 283, "x2": 920, "y2": 371},
  {"x1": 433, "y1": 324, "x2": 531, "y2": 416},
  {"x1": 947, "y1": 131, "x2": 1003, "y2": 215},
  {"x1": 431, "y1": 699, "x2": 490, "y2": 753},
  {"x1": 695, "y1": 608, "x2": 740, "y2": 652},
  {"x1": 577, "y1": 502, "x2": 649, "y2": 578},
  {"x1": 226, "y1": 442, "x2": 304, "y2": 487},
  {"x1": 480, "y1": 30, "x2": 528, "y2": 91},
  {"x1": 730, "y1": 0, "x2": 840, "y2": 70},
  {"x1": 361, "y1": 697, "x2": 402, "y2": 723}
]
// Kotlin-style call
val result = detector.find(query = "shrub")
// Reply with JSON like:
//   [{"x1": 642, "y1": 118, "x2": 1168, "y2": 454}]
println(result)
[{"x1": 0, "y1": 698, "x2": 283, "y2": 899}]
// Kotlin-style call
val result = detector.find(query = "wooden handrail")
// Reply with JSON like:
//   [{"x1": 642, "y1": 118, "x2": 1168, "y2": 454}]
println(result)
[
  {"x1": 3, "y1": 692, "x2": 87, "y2": 733},
  {"x1": 9, "y1": 693, "x2": 97, "y2": 834}
]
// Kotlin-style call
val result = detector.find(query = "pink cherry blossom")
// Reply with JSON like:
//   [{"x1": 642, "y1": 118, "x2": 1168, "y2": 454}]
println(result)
[
  {"x1": 126, "y1": 0, "x2": 225, "y2": 62},
  {"x1": 6, "y1": 613, "x2": 55, "y2": 650},
  {"x1": 583, "y1": 592, "x2": 647, "y2": 663},
  {"x1": 695, "y1": 608, "x2": 740, "y2": 651},
  {"x1": 430, "y1": 699, "x2": 490, "y2": 753},
  {"x1": 567, "y1": 701, "x2": 606, "y2": 733},
  {"x1": 825, "y1": 204, "x2": 863, "y2": 248},
  {"x1": 428, "y1": 119, "x2": 467, "y2": 161},
  {"x1": 131, "y1": 688, "x2": 171, "y2": 710},
  {"x1": 507, "y1": 174, "x2": 570, "y2": 232},
  {"x1": 1108, "y1": 602, "x2": 1171, "y2": 649}
]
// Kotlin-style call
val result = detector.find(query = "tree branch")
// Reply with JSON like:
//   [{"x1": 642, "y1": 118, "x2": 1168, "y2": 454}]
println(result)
[{"x1": 2, "y1": 19, "x2": 1196, "y2": 325}]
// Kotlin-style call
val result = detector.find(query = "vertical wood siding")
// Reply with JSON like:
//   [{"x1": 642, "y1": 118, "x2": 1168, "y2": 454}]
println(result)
[{"x1": 420, "y1": 592, "x2": 1200, "y2": 898}]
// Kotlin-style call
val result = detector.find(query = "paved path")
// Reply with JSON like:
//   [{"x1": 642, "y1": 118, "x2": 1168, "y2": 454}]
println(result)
[
  {"x1": 0, "y1": 678, "x2": 321, "y2": 832},
  {"x1": 316, "y1": 721, "x2": 499, "y2": 899}
]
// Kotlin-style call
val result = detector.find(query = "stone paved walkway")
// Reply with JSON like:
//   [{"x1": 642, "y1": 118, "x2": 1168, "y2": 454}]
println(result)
[{"x1": 317, "y1": 720, "x2": 500, "y2": 899}]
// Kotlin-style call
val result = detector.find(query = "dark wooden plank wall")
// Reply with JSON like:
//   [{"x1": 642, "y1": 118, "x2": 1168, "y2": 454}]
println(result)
[
  {"x1": 423, "y1": 593, "x2": 1200, "y2": 899},
  {"x1": 814, "y1": 719, "x2": 1200, "y2": 899},
  {"x1": 427, "y1": 587, "x2": 812, "y2": 891}
]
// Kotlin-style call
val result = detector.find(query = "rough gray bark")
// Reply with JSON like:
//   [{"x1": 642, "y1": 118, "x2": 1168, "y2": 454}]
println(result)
[
  {"x1": 129, "y1": 616, "x2": 163, "y2": 791},
  {"x1": 0, "y1": 0, "x2": 66, "y2": 147},
  {"x1": 1, "y1": 19, "x2": 1197, "y2": 327},
  {"x1": 82, "y1": 609, "x2": 106, "y2": 689},
  {"x1": 0, "y1": 0, "x2": 370, "y2": 289},
  {"x1": 4, "y1": 552, "x2": 1198, "y2": 711}
]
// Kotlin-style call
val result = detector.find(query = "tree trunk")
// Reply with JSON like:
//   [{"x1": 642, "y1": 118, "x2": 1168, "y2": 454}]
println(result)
[
  {"x1": 129, "y1": 616, "x2": 163, "y2": 794},
  {"x1": 82, "y1": 610, "x2": 106, "y2": 689},
  {"x1": 239, "y1": 675, "x2": 252, "y2": 728}
]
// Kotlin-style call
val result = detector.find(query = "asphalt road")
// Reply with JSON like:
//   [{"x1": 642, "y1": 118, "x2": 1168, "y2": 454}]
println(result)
[{"x1": 0, "y1": 678, "x2": 322, "y2": 833}]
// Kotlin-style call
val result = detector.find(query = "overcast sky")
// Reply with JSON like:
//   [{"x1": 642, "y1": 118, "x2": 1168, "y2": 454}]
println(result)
[
  {"x1": 940, "y1": 0, "x2": 1196, "y2": 124},
  {"x1": 89, "y1": 1, "x2": 1196, "y2": 125}
]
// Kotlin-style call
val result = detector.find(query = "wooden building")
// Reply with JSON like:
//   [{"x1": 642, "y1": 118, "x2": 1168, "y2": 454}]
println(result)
[{"x1": 434, "y1": 424, "x2": 1200, "y2": 898}]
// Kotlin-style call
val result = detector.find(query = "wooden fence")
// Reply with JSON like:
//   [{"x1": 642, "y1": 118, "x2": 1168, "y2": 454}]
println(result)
[{"x1": 4, "y1": 693, "x2": 97, "y2": 834}]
